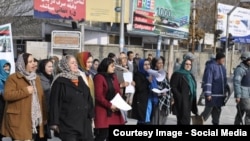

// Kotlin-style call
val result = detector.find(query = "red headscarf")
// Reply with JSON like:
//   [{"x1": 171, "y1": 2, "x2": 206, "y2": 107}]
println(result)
[{"x1": 76, "y1": 51, "x2": 92, "y2": 71}]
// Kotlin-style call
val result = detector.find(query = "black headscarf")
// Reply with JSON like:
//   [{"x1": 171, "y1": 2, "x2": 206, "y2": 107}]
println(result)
[{"x1": 38, "y1": 59, "x2": 54, "y2": 83}]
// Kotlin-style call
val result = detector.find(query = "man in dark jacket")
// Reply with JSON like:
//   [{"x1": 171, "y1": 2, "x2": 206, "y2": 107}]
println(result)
[
  {"x1": 233, "y1": 52, "x2": 250, "y2": 125},
  {"x1": 198, "y1": 54, "x2": 216, "y2": 106},
  {"x1": 200, "y1": 52, "x2": 227, "y2": 125}
]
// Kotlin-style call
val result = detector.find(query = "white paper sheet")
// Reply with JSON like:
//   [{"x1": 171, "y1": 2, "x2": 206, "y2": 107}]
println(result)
[
  {"x1": 123, "y1": 72, "x2": 135, "y2": 93},
  {"x1": 152, "y1": 88, "x2": 170, "y2": 94},
  {"x1": 110, "y1": 94, "x2": 132, "y2": 111}
]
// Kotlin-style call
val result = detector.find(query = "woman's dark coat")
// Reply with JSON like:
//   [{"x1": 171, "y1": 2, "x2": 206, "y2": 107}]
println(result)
[
  {"x1": 170, "y1": 72, "x2": 198, "y2": 125},
  {"x1": 131, "y1": 72, "x2": 151, "y2": 122},
  {"x1": 49, "y1": 76, "x2": 94, "y2": 140}
]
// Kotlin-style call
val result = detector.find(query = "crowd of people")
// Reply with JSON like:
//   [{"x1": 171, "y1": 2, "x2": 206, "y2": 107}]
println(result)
[{"x1": 0, "y1": 50, "x2": 248, "y2": 141}]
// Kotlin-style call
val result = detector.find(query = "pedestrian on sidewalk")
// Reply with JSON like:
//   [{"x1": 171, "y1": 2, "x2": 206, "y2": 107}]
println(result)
[
  {"x1": 200, "y1": 52, "x2": 227, "y2": 125},
  {"x1": 170, "y1": 58, "x2": 198, "y2": 125},
  {"x1": 233, "y1": 52, "x2": 250, "y2": 125},
  {"x1": 198, "y1": 54, "x2": 216, "y2": 106}
]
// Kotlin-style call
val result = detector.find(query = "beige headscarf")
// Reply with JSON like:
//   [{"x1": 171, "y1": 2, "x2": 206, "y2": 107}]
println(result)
[{"x1": 16, "y1": 53, "x2": 42, "y2": 134}]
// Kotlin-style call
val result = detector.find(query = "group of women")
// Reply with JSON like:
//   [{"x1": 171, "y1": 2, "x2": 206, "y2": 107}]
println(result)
[{"x1": 0, "y1": 51, "x2": 199, "y2": 141}]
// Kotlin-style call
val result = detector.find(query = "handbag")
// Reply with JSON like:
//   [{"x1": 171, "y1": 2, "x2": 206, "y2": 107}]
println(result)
[{"x1": 191, "y1": 115, "x2": 204, "y2": 125}]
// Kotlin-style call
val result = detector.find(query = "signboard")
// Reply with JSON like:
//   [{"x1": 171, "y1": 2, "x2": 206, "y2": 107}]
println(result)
[
  {"x1": 217, "y1": 3, "x2": 250, "y2": 43},
  {"x1": 204, "y1": 33, "x2": 214, "y2": 45},
  {"x1": 51, "y1": 31, "x2": 81, "y2": 49},
  {"x1": 34, "y1": 0, "x2": 86, "y2": 21},
  {"x1": 86, "y1": 0, "x2": 130, "y2": 23},
  {"x1": 26, "y1": 41, "x2": 50, "y2": 60},
  {"x1": 0, "y1": 23, "x2": 15, "y2": 74},
  {"x1": 129, "y1": 0, "x2": 191, "y2": 39}
]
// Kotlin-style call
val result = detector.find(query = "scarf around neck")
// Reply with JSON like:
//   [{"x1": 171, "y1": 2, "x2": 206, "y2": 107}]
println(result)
[
  {"x1": 176, "y1": 59, "x2": 196, "y2": 101},
  {"x1": 16, "y1": 53, "x2": 42, "y2": 134},
  {"x1": 98, "y1": 72, "x2": 116, "y2": 117}
]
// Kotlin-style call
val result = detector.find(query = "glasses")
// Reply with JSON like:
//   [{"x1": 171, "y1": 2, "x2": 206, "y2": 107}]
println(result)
[{"x1": 185, "y1": 63, "x2": 192, "y2": 66}]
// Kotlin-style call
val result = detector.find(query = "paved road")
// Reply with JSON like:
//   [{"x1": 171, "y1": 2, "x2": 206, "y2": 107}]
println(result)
[{"x1": 2, "y1": 77, "x2": 238, "y2": 141}]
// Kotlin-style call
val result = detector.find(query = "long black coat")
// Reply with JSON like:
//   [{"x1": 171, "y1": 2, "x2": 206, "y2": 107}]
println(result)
[
  {"x1": 170, "y1": 72, "x2": 198, "y2": 125},
  {"x1": 49, "y1": 76, "x2": 94, "y2": 140},
  {"x1": 131, "y1": 72, "x2": 151, "y2": 122}
]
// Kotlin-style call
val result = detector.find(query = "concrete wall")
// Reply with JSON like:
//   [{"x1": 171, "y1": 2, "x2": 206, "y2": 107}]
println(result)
[
  {"x1": 28, "y1": 41, "x2": 241, "y2": 78},
  {"x1": 84, "y1": 44, "x2": 241, "y2": 78}
]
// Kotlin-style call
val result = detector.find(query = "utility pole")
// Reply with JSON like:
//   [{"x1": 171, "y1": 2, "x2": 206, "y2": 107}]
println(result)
[
  {"x1": 156, "y1": 36, "x2": 162, "y2": 58},
  {"x1": 225, "y1": 3, "x2": 238, "y2": 71},
  {"x1": 213, "y1": 0, "x2": 218, "y2": 54},
  {"x1": 80, "y1": 22, "x2": 85, "y2": 52},
  {"x1": 191, "y1": 0, "x2": 196, "y2": 53},
  {"x1": 119, "y1": 0, "x2": 125, "y2": 53},
  {"x1": 167, "y1": 39, "x2": 174, "y2": 80}
]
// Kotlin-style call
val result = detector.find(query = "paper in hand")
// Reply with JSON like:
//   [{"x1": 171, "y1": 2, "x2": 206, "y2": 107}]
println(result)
[
  {"x1": 110, "y1": 94, "x2": 132, "y2": 111},
  {"x1": 123, "y1": 72, "x2": 135, "y2": 93}
]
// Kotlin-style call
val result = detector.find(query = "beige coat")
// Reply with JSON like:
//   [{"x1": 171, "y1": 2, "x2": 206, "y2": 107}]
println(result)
[{"x1": 1, "y1": 72, "x2": 46, "y2": 140}]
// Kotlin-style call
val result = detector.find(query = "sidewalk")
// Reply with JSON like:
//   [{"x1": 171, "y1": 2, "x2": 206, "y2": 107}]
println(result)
[{"x1": 127, "y1": 76, "x2": 237, "y2": 125}]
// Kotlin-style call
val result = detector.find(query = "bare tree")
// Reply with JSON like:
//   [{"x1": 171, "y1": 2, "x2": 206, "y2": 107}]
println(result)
[{"x1": 0, "y1": 0, "x2": 33, "y2": 17}]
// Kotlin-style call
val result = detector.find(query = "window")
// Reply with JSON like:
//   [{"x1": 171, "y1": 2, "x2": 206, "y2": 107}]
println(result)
[{"x1": 130, "y1": 37, "x2": 142, "y2": 45}]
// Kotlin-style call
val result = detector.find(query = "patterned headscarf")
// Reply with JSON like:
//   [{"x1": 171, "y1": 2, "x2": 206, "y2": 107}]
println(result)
[
  {"x1": 15, "y1": 53, "x2": 42, "y2": 134},
  {"x1": 52, "y1": 55, "x2": 80, "y2": 85}
]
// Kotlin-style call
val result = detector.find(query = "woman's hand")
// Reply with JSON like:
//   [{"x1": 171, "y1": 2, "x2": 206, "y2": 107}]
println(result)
[
  {"x1": 50, "y1": 125, "x2": 59, "y2": 133},
  {"x1": 27, "y1": 86, "x2": 34, "y2": 94},
  {"x1": 147, "y1": 75, "x2": 153, "y2": 83},
  {"x1": 120, "y1": 82, "x2": 129, "y2": 88},
  {"x1": 131, "y1": 81, "x2": 136, "y2": 86},
  {"x1": 111, "y1": 105, "x2": 119, "y2": 112}
]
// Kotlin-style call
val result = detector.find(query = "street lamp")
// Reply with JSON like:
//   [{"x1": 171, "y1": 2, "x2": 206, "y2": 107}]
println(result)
[{"x1": 225, "y1": 0, "x2": 250, "y2": 71}]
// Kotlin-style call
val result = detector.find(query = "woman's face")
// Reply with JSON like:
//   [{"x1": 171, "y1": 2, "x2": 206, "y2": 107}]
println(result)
[
  {"x1": 120, "y1": 53, "x2": 127, "y2": 66},
  {"x1": 68, "y1": 57, "x2": 78, "y2": 73},
  {"x1": 45, "y1": 61, "x2": 53, "y2": 75},
  {"x1": 93, "y1": 61, "x2": 99, "y2": 71},
  {"x1": 156, "y1": 59, "x2": 164, "y2": 70},
  {"x1": 184, "y1": 60, "x2": 192, "y2": 71},
  {"x1": 25, "y1": 55, "x2": 35, "y2": 73},
  {"x1": 3, "y1": 64, "x2": 10, "y2": 73},
  {"x1": 107, "y1": 62, "x2": 115, "y2": 73},
  {"x1": 143, "y1": 60, "x2": 151, "y2": 71},
  {"x1": 86, "y1": 56, "x2": 93, "y2": 71}
]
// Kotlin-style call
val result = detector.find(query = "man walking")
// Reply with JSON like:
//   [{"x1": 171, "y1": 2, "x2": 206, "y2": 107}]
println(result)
[
  {"x1": 233, "y1": 52, "x2": 250, "y2": 125},
  {"x1": 201, "y1": 52, "x2": 227, "y2": 125}
]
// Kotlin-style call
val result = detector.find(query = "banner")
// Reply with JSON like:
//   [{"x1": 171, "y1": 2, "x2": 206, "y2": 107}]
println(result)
[
  {"x1": 86, "y1": 0, "x2": 130, "y2": 23},
  {"x1": 217, "y1": 3, "x2": 250, "y2": 43},
  {"x1": 129, "y1": 0, "x2": 191, "y2": 39},
  {"x1": 34, "y1": 0, "x2": 86, "y2": 21},
  {"x1": 0, "y1": 23, "x2": 15, "y2": 74}
]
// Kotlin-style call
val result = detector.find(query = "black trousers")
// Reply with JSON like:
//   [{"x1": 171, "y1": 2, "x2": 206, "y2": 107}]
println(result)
[
  {"x1": 60, "y1": 134, "x2": 84, "y2": 141},
  {"x1": 94, "y1": 128, "x2": 109, "y2": 141}
]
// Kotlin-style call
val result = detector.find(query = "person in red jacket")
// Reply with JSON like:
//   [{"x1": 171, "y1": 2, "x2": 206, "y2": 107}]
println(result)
[{"x1": 93, "y1": 57, "x2": 125, "y2": 141}]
